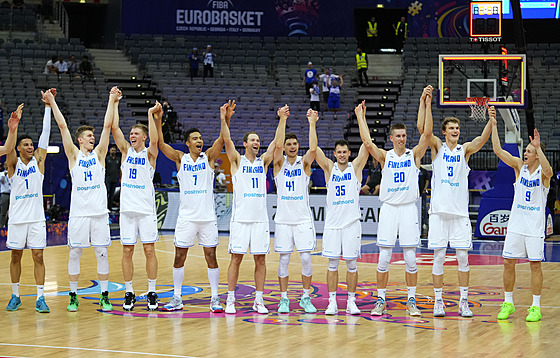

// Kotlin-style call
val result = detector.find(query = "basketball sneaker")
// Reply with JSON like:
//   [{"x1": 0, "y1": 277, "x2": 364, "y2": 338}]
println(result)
[
  {"x1": 370, "y1": 298, "x2": 387, "y2": 316},
  {"x1": 526, "y1": 306, "x2": 542, "y2": 322},
  {"x1": 458, "y1": 298, "x2": 473, "y2": 317},
  {"x1": 325, "y1": 298, "x2": 338, "y2": 315},
  {"x1": 299, "y1": 296, "x2": 317, "y2": 313},
  {"x1": 163, "y1": 295, "x2": 184, "y2": 311},
  {"x1": 278, "y1": 298, "x2": 290, "y2": 313},
  {"x1": 225, "y1": 299, "x2": 236, "y2": 314},
  {"x1": 406, "y1": 297, "x2": 421, "y2": 317},
  {"x1": 147, "y1": 292, "x2": 158, "y2": 311},
  {"x1": 433, "y1": 298, "x2": 445, "y2": 317},
  {"x1": 35, "y1": 296, "x2": 50, "y2": 313},
  {"x1": 210, "y1": 296, "x2": 223, "y2": 313},
  {"x1": 67, "y1": 292, "x2": 79, "y2": 312},
  {"x1": 100, "y1": 291, "x2": 113, "y2": 312},
  {"x1": 497, "y1": 302, "x2": 515, "y2": 320},
  {"x1": 122, "y1": 292, "x2": 136, "y2": 311},
  {"x1": 6, "y1": 294, "x2": 22, "y2": 311},
  {"x1": 253, "y1": 298, "x2": 269, "y2": 314},
  {"x1": 346, "y1": 297, "x2": 361, "y2": 315}
]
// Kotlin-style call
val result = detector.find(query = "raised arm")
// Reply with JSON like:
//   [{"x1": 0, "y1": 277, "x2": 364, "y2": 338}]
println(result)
[
  {"x1": 263, "y1": 105, "x2": 288, "y2": 168},
  {"x1": 147, "y1": 101, "x2": 161, "y2": 168},
  {"x1": 413, "y1": 87, "x2": 433, "y2": 166},
  {"x1": 43, "y1": 90, "x2": 78, "y2": 166},
  {"x1": 490, "y1": 106, "x2": 522, "y2": 172},
  {"x1": 416, "y1": 85, "x2": 432, "y2": 134},
  {"x1": 315, "y1": 146, "x2": 334, "y2": 175},
  {"x1": 352, "y1": 144, "x2": 370, "y2": 182},
  {"x1": 464, "y1": 112, "x2": 493, "y2": 158},
  {"x1": 302, "y1": 108, "x2": 318, "y2": 175},
  {"x1": 35, "y1": 90, "x2": 57, "y2": 174},
  {"x1": 0, "y1": 104, "x2": 22, "y2": 157},
  {"x1": 531, "y1": 128, "x2": 553, "y2": 182},
  {"x1": 355, "y1": 100, "x2": 386, "y2": 164},
  {"x1": 95, "y1": 86, "x2": 119, "y2": 162},
  {"x1": 207, "y1": 100, "x2": 235, "y2": 163},
  {"x1": 220, "y1": 101, "x2": 241, "y2": 174},
  {"x1": 110, "y1": 88, "x2": 130, "y2": 155}
]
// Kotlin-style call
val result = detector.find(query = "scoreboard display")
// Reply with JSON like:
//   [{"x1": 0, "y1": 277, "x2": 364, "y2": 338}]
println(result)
[{"x1": 470, "y1": 1, "x2": 502, "y2": 38}]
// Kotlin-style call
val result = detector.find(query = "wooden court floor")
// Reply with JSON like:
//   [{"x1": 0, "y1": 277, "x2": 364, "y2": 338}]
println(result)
[{"x1": 1, "y1": 234, "x2": 559, "y2": 358}]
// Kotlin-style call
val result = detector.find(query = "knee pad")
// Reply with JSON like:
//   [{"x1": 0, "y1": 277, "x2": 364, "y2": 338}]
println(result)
[
  {"x1": 403, "y1": 247, "x2": 418, "y2": 274},
  {"x1": 456, "y1": 249, "x2": 470, "y2": 272},
  {"x1": 300, "y1": 252, "x2": 313, "y2": 277},
  {"x1": 432, "y1": 248, "x2": 446, "y2": 276},
  {"x1": 68, "y1": 247, "x2": 83, "y2": 276},
  {"x1": 346, "y1": 259, "x2": 357, "y2": 273},
  {"x1": 328, "y1": 258, "x2": 340, "y2": 272},
  {"x1": 94, "y1": 247, "x2": 109, "y2": 275},
  {"x1": 377, "y1": 247, "x2": 392, "y2": 273},
  {"x1": 278, "y1": 253, "x2": 291, "y2": 278}
]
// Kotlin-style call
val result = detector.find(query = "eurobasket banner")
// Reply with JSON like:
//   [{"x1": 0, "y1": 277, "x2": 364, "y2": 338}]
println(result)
[{"x1": 156, "y1": 192, "x2": 421, "y2": 235}]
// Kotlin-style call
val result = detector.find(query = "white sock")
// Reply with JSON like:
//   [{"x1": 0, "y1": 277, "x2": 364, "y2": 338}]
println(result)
[
  {"x1": 434, "y1": 288, "x2": 443, "y2": 301},
  {"x1": 173, "y1": 267, "x2": 184, "y2": 297},
  {"x1": 377, "y1": 288, "x2": 386, "y2": 300},
  {"x1": 255, "y1": 291, "x2": 263, "y2": 300},
  {"x1": 329, "y1": 291, "x2": 336, "y2": 300},
  {"x1": 99, "y1": 280, "x2": 109, "y2": 293},
  {"x1": 302, "y1": 289, "x2": 310, "y2": 298},
  {"x1": 532, "y1": 295, "x2": 541, "y2": 308},
  {"x1": 70, "y1": 281, "x2": 78, "y2": 293},
  {"x1": 208, "y1": 268, "x2": 219, "y2": 298},
  {"x1": 12, "y1": 282, "x2": 20, "y2": 296},
  {"x1": 504, "y1": 291, "x2": 513, "y2": 304},
  {"x1": 460, "y1": 287, "x2": 468, "y2": 300},
  {"x1": 125, "y1": 281, "x2": 133, "y2": 293},
  {"x1": 228, "y1": 290, "x2": 235, "y2": 301},
  {"x1": 37, "y1": 285, "x2": 44, "y2": 299},
  {"x1": 407, "y1": 286, "x2": 416, "y2": 300},
  {"x1": 348, "y1": 292, "x2": 356, "y2": 300},
  {"x1": 281, "y1": 291, "x2": 288, "y2": 299},
  {"x1": 148, "y1": 279, "x2": 157, "y2": 292}
]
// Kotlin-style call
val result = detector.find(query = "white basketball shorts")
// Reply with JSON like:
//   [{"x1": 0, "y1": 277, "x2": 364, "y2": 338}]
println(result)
[
  {"x1": 376, "y1": 202, "x2": 420, "y2": 247},
  {"x1": 322, "y1": 219, "x2": 362, "y2": 260},
  {"x1": 503, "y1": 231, "x2": 545, "y2": 261},
  {"x1": 68, "y1": 214, "x2": 111, "y2": 248},
  {"x1": 428, "y1": 213, "x2": 472, "y2": 250},
  {"x1": 229, "y1": 221, "x2": 270, "y2": 255},
  {"x1": 120, "y1": 212, "x2": 159, "y2": 245},
  {"x1": 7, "y1": 221, "x2": 47, "y2": 250},
  {"x1": 274, "y1": 222, "x2": 316, "y2": 253}
]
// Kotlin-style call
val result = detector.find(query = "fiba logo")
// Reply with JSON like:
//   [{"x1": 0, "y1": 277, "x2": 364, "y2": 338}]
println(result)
[{"x1": 207, "y1": 0, "x2": 234, "y2": 9}]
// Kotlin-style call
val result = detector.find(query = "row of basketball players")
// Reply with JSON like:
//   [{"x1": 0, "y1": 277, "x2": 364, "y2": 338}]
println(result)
[{"x1": 3, "y1": 85, "x2": 550, "y2": 322}]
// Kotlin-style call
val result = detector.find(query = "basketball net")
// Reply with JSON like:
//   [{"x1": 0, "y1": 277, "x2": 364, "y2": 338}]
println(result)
[{"x1": 466, "y1": 97, "x2": 490, "y2": 122}]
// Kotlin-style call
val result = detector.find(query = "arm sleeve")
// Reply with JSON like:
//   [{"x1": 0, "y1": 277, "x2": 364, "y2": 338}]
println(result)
[{"x1": 38, "y1": 107, "x2": 52, "y2": 150}]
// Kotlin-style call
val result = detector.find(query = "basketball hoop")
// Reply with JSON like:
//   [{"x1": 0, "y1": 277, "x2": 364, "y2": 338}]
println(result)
[{"x1": 466, "y1": 97, "x2": 490, "y2": 122}]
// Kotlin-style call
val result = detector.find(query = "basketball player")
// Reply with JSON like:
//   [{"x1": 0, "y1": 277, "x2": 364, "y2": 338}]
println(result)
[
  {"x1": 315, "y1": 139, "x2": 369, "y2": 315},
  {"x1": 45, "y1": 87, "x2": 118, "y2": 312},
  {"x1": 112, "y1": 92, "x2": 160, "y2": 311},
  {"x1": 273, "y1": 108, "x2": 318, "y2": 314},
  {"x1": 423, "y1": 102, "x2": 493, "y2": 317},
  {"x1": 157, "y1": 101, "x2": 235, "y2": 313},
  {"x1": 222, "y1": 105, "x2": 288, "y2": 314},
  {"x1": 491, "y1": 116, "x2": 552, "y2": 322},
  {"x1": 355, "y1": 86, "x2": 433, "y2": 317}
]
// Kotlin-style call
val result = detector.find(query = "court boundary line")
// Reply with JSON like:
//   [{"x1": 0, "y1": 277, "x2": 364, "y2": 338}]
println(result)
[{"x1": 0, "y1": 343, "x2": 199, "y2": 358}]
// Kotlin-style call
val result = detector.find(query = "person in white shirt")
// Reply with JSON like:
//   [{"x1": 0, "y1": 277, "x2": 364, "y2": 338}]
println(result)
[
  {"x1": 45, "y1": 87, "x2": 118, "y2": 312},
  {"x1": 214, "y1": 162, "x2": 227, "y2": 192},
  {"x1": 55, "y1": 55, "x2": 68, "y2": 74},
  {"x1": 491, "y1": 114, "x2": 552, "y2": 322},
  {"x1": 0, "y1": 162, "x2": 10, "y2": 227}
]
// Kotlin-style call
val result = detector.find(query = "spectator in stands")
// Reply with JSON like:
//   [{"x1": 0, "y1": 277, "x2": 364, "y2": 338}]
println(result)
[
  {"x1": 162, "y1": 101, "x2": 177, "y2": 143},
  {"x1": 366, "y1": 16, "x2": 378, "y2": 53},
  {"x1": 41, "y1": 0, "x2": 54, "y2": 24},
  {"x1": 43, "y1": 55, "x2": 58, "y2": 74},
  {"x1": 67, "y1": 55, "x2": 78, "y2": 77},
  {"x1": 55, "y1": 55, "x2": 68, "y2": 75},
  {"x1": 214, "y1": 162, "x2": 227, "y2": 192},
  {"x1": 319, "y1": 68, "x2": 336, "y2": 112},
  {"x1": 203, "y1": 45, "x2": 215, "y2": 80},
  {"x1": 309, "y1": 80, "x2": 320, "y2": 112},
  {"x1": 393, "y1": 16, "x2": 408, "y2": 53},
  {"x1": 188, "y1": 47, "x2": 200, "y2": 82},
  {"x1": 0, "y1": 162, "x2": 10, "y2": 227},
  {"x1": 80, "y1": 55, "x2": 94, "y2": 81},
  {"x1": 327, "y1": 76, "x2": 343, "y2": 113},
  {"x1": 11, "y1": 0, "x2": 24, "y2": 10},
  {"x1": 302, "y1": 61, "x2": 317, "y2": 97},
  {"x1": 105, "y1": 144, "x2": 120, "y2": 212},
  {"x1": 356, "y1": 47, "x2": 369, "y2": 87},
  {"x1": 361, "y1": 157, "x2": 381, "y2": 195}
]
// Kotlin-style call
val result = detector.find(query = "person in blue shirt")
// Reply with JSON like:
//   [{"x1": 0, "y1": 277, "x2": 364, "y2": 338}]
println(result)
[
  {"x1": 302, "y1": 61, "x2": 317, "y2": 97},
  {"x1": 188, "y1": 47, "x2": 200, "y2": 82}
]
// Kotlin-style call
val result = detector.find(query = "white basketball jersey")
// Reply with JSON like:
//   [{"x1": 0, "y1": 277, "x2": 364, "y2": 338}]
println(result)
[
  {"x1": 231, "y1": 155, "x2": 268, "y2": 223},
  {"x1": 325, "y1": 163, "x2": 360, "y2": 229},
  {"x1": 274, "y1": 156, "x2": 313, "y2": 224},
  {"x1": 379, "y1": 149, "x2": 419, "y2": 205},
  {"x1": 177, "y1": 152, "x2": 216, "y2": 222},
  {"x1": 120, "y1": 147, "x2": 155, "y2": 215},
  {"x1": 9, "y1": 157, "x2": 45, "y2": 224},
  {"x1": 507, "y1": 165, "x2": 549, "y2": 236},
  {"x1": 429, "y1": 143, "x2": 470, "y2": 217},
  {"x1": 70, "y1": 150, "x2": 107, "y2": 217}
]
